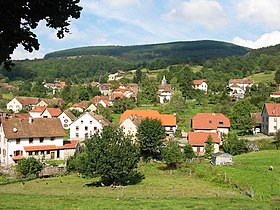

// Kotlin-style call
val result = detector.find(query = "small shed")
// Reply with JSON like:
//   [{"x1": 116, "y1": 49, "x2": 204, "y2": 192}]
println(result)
[{"x1": 211, "y1": 152, "x2": 232, "y2": 166}]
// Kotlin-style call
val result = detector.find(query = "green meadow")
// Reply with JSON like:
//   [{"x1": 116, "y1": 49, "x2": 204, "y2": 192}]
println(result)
[{"x1": 0, "y1": 150, "x2": 280, "y2": 209}]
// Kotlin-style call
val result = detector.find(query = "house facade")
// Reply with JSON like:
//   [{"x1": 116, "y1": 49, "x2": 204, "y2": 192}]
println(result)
[
  {"x1": 191, "y1": 113, "x2": 230, "y2": 137},
  {"x1": 188, "y1": 132, "x2": 221, "y2": 156},
  {"x1": 69, "y1": 112, "x2": 111, "y2": 141},
  {"x1": 158, "y1": 76, "x2": 174, "y2": 104},
  {"x1": 7, "y1": 97, "x2": 40, "y2": 113},
  {"x1": 119, "y1": 110, "x2": 177, "y2": 137},
  {"x1": 192, "y1": 80, "x2": 208, "y2": 92},
  {"x1": 58, "y1": 110, "x2": 77, "y2": 130},
  {"x1": 228, "y1": 78, "x2": 253, "y2": 99},
  {"x1": 261, "y1": 103, "x2": 280, "y2": 135},
  {"x1": 0, "y1": 118, "x2": 78, "y2": 166}
]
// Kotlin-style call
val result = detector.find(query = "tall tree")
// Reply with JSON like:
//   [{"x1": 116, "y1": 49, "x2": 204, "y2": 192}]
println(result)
[
  {"x1": 223, "y1": 133, "x2": 247, "y2": 155},
  {"x1": 162, "y1": 141, "x2": 184, "y2": 168},
  {"x1": 204, "y1": 135, "x2": 214, "y2": 158},
  {"x1": 137, "y1": 118, "x2": 166, "y2": 160},
  {"x1": 229, "y1": 99, "x2": 256, "y2": 134},
  {"x1": 79, "y1": 126, "x2": 140, "y2": 185},
  {"x1": 0, "y1": 0, "x2": 82, "y2": 65},
  {"x1": 184, "y1": 143, "x2": 195, "y2": 160},
  {"x1": 177, "y1": 66, "x2": 194, "y2": 99}
]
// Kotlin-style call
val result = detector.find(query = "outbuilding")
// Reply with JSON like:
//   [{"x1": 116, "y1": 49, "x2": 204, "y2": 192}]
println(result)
[{"x1": 211, "y1": 152, "x2": 233, "y2": 166}]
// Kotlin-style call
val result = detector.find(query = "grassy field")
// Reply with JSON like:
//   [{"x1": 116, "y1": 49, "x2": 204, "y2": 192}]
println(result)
[
  {"x1": 1, "y1": 151, "x2": 280, "y2": 209},
  {"x1": 248, "y1": 71, "x2": 275, "y2": 84}
]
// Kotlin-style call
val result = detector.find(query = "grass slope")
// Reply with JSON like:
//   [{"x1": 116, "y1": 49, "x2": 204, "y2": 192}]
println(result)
[
  {"x1": 1, "y1": 155, "x2": 279, "y2": 209},
  {"x1": 248, "y1": 71, "x2": 275, "y2": 84}
]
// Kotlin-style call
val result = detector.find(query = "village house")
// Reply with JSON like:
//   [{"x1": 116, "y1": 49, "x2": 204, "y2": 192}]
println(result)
[
  {"x1": 29, "y1": 106, "x2": 46, "y2": 118},
  {"x1": 41, "y1": 108, "x2": 63, "y2": 118},
  {"x1": 228, "y1": 78, "x2": 253, "y2": 99},
  {"x1": 7, "y1": 97, "x2": 40, "y2": 113},
  {"x1": 0, "y1": 118, "x2": 78, "y2": 166},
  {"x1": 108, "y1": 70, "x2": 125, "y2": 81},
  {"x1": 90, "y1": 96, "x2": 112, "y2": 108},
  {"x1": 69, "y1": 112, "x2": 111, "y2": 141},
  {"x1": 192, "y1": 80, "x2": 208, "y2": 92},
  {"x1": 187, "y1": 132, "x2": 221, "y2": 156},
  {"x1": 191, "y1": 113, "x2": 230, "y2": 137},
  {"x1": 211, "y1": 152, "x2": 233, "y2": 165},
  {"x1": 119, "y1": 110, "x2": 177, "y2": 138},
  {"x1": 251, "y1": 112, "x2": 262, "y2": 134},
  {"x1": 99, "y1": 83, "x2": 112, "y2": 96},
  {"x1": 58, "y1": 110, "x2": 77, "y2": 130},
  {"x1": 36, "y1": 98, "x2": 66, "y2": 108},
  {"x1": 261, "y1": 103, "x2": 280, "y2": 135},
  {"x1": 158, "y1": 76, "x2": 174, "y2": 104},
  {"x1": 69, "y1": 101, "x2": 89, "y2": 113}
]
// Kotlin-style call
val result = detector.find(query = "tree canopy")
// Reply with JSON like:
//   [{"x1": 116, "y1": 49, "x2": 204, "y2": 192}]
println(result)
[{"x1": 0, "y1": 0, "x2": 82, "y2": 65}]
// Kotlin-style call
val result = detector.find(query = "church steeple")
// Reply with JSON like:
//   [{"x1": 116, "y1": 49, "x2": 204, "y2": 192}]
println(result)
[{"x1": 161, "y1": 75, "x2": 167, "y2": 85}]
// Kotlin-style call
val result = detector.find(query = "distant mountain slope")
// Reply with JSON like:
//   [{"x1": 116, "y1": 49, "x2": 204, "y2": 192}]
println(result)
[
  {"x1": 248, "y1": 44, "x2": 280, "y2": 57},
  {"x1": 44, "y1": 40, "x2": 249, "y2": 63}
]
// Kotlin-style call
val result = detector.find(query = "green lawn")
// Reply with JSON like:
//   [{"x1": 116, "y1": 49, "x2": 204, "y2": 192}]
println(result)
[
  {"x1": 248, "y1": 71, "x2": 275, "y2": 84},
  {"x1": 0, "y1": 161, "x2": 271, "y2": 209}
]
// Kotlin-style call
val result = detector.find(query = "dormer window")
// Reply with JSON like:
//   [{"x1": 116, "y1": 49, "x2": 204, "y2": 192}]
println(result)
[
  {"x1": 209, "y1": 120, "x2": 212, "y2": 124},
  {"x1": 219, "y1": 121, "x2": 224, "y2": 125}
]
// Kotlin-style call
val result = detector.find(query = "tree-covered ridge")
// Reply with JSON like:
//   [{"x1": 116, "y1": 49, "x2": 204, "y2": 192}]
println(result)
[
  {"x1": 44, "y1": 40, "x2": 249, "y2": 63},
  {"x1": 248, "y1": 43, "x2": 280, "y2": 57}
]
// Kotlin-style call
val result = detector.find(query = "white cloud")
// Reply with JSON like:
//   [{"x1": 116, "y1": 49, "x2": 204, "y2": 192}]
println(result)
[
  {"x1": 11, "y1": 45, "x2": 52, "y2": 60},
  {"x1": 236, "y1": 0, "x2": 280, "y2": 28},
  {"x1": 164, "y1": 0, "x2": 227, "y2": 29},
  {"x1": 232, "y1": 31, "x2": 280, "y2": 49}
]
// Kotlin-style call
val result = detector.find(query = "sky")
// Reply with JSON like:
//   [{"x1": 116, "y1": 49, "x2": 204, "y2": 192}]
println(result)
[{"x1": 12, "y1": 0, "x2": 280, "y2": 60}]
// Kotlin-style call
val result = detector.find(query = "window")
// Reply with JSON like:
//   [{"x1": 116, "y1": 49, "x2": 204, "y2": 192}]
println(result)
[
  {"x1": 81, "y1": 120, "x2": 83, "y2": 124},
  {"x1": 14, "y1": 150, "x2": 23, "y2": 156},
  {"x1": 39, "y1": 137, "x2": 44, "y2": 143},
  {"x1": 76, "y1": 126, "x2": 79, "y2": 131},
  {"x1": 274, "y1": 126, "x2": 277, "y2": 131},
  {"x1": 209, "y1": 120, "x2": 212, "y2": 124},
  {"x1": 275, "y1": 118, "x2": 277, "y2": 122},
  {"x1": 85, "y1": 133, "x2": 89, "y2": 139},
  {"x1": 16, "y1": 138, "x2": 20, "y2": 144},
  {"x1": 3, "y1": 149, "x2": 6, "y2": 157},
  {"x1": 90, "y1": 121, "x2": 93, "y2": 124},
  {"x1": 76, "y1": 133, "x2": 79, "y2": 138},
  {"x1": 85, "y1": 126, "x2": 88, "y2": 131},
  {"x1": 47, "y1": 151, "x2": 50, "y2": 155},
  {"x1": 219, "y1": 121, "x2": 224, "y2": 125},
  {"x1": 64, "y1": 119, "x2": 68, "y2": 123},
  {"x1": 50, "y1": 137, "x2": 55, "y2": 141},
  {"x1": 29, "y1": 138, "x2": 33, "y2": 144},
  {"x1": 94, "y1": 126, "x2": 97, "y2": 131}
]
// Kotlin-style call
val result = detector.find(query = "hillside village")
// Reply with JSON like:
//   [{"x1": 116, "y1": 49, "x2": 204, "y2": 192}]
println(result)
[{"x1": 0, "y1": 67, "x2": 280, "y2": 167}]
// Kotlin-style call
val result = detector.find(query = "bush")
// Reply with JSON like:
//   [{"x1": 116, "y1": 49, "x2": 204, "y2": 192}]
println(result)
[
  {"x1": 16, "y1": 157, "x2": 43, "y2": 177},
  {"x1": 162, "y1": 141, "x2": 184, "y2": 167}
]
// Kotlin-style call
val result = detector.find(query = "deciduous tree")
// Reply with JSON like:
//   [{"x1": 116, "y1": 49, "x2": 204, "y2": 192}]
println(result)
[
  {"x1": 79, "y1": 126, "x2": 141, "y2": 185},
  {"x1": 162, "y1": 141, "x2": 184, "y2": 167},
  {"x1": 16, "y1": 157, "x2": 43, "y2": 177},
  {"x1": 137, "y1": 118, "x2": 166, "y2": 160},
  {"x1": 0, "y1": 0, "x2": 82, "y2": 66}
]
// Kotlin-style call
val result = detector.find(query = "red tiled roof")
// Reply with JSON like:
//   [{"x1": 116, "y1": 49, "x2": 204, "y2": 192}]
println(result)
[
  {"x1": 16, "y1": 97, "x2": 39, "y2": 105},
  {"x1": 24, "y1": 145, "x2": 58, "y2": 152},
  {"x1": 264, "y1": 103, "x2": 280, "y2": 116},
  {"x1": 112, "y1": 93, "x2": 124, "y2": 99},
  {"x1": 46, "y1": 108, "x2": 62, "y2": 117},
  {"x1": 72, "y1": 101, "x2": 88, "y2": 108},
  {"x1": 58, "y1": 140, "x2": 79, "y2": 149},
  {"x1": 88, "y1": 112, "x2": 111, "y2": 126},
  {"x1": 90, "y1": 96, "x2": 109, "y2": 104},
  {"x1": 30, "y1": 106, "x2": 46, "y2": 113},
  {"x1": 193, "y1": 80, "x2": 206, "y2": 85},
  {"x1": 188, "y1": 132, "x2": 221, "y2": 146},
  {"x1": 192, "y1": 113, "x2": 230, "y2": 130},
  {"x1": 119, "y1": 110, "x2": 176, "y2": 126},
  {"x1": 9, "y1": 113, "x2": 30, "y2": 119},
  {"x1": 229, "y1": 78, "x2": 253, "y2": 85}
]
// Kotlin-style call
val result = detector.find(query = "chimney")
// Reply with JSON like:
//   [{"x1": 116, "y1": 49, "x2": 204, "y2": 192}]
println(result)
[{"x1": 29, "y1": 117, "x2": 33, "y2": 124}]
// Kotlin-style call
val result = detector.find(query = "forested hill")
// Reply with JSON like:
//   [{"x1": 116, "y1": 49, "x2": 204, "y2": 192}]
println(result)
[
  {"x1": 44, "y1": 40, "x2": 249, "y2": 63},
  {"x1": 248, "y1": 44, "x2": 280, "y2": 57}
]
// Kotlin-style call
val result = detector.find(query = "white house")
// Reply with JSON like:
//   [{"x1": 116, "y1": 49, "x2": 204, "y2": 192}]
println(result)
[
  {"x1": 119, "y1": 116, "x2": 143, "y2": 141},
  {"x1": 69, "y1": 112, "x2": 111, "y2": 141},
  {"x1": 58, "y1": 110, "x2": 77, "y2": 130},
  {"x1": 0, "y1": 118, "x2": 78, "y2": 166},
  {"x1": 261, "y1": 103, "x2": 280, "y2": 135},
  {"x1": 41, "y1": 108, "x2": 62, "y2": 118},
  {"x1": 228, "y1": 78, "x2": 253, "y2": 99},
  {"x1": 158, "y1": 76, "x2": 174, "y2": 104},
  {"x1": 188, "y1": 132, "x2": 221, "y2": 156},
  {"x1": 29, "y1": 106, "x2": 46, "y2": 118},
  {"x1": 7, "y1": 97, "x2": 40, "y2": 113},
  {"x1": 192, "y1": 80, "x2": 208, "y2": 92},
  {"x1": 191, "y1": 113, "x2": 230, "y2": 137}
]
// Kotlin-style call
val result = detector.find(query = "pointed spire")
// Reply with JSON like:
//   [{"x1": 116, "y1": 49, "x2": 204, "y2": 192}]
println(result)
[{"x1": 162, "y1": 75, "x2": 167, "y2": 85}]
